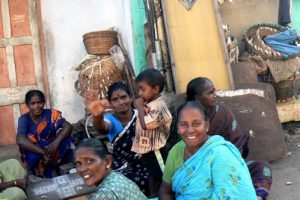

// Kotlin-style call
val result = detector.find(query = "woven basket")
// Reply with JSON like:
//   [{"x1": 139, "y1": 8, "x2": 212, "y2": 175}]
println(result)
[
  {"x1": 75, "y1": 55, "x2": 123, "y2": 99},
  {"x1": 244, "y1": 23, "x2": 287, "y2": 60},
  {"x1": 83, "y1": 31, "x2": 118, "y2": 55},
  {"x1": 255, "y1": 27, "x2": 284, "y2": 58}
]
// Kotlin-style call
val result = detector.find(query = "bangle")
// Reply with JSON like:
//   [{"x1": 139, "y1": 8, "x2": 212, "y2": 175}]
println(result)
[{"x1": 13, "y1": 180, "x2": 17, "y2": 186}]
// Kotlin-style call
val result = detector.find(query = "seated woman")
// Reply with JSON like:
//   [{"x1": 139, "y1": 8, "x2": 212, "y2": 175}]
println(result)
[
  {"x1": 86, "y1": 82, "x2": 149, "y2": 195},
  {"x1": 16, "y1": 90, "x2": 73, "y2": 178},
  {"x1": 0, "y1": 159, "x2": 27, "y2": 200},
  {"x1": 186, "y1": 77, "x2": 272, "y2": 200},
  {"x1": 75, "y1": 138, "x2": 147, "y2": 200},
  {"x1": 159, "y1": 101, "x2": 256, "y2": 199}
]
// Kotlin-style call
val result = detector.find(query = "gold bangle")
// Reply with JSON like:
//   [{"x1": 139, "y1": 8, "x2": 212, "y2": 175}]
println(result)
[{"x1": 13, "y1": 180, "x2": 17, "y2": 186}]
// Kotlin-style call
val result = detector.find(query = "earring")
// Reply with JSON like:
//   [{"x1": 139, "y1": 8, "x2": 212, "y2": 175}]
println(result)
[{"x1": 106, "y1": 165, "x2": 110, "y2": 169}]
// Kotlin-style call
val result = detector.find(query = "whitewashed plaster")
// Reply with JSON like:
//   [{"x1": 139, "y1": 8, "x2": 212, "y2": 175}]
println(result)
[{"x1": 41, "y1": 0, "x2": 134, "y2": 123}]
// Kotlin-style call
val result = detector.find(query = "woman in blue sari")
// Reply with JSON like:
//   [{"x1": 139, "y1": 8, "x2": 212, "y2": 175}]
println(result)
[
  {"x1": 186, "y1": 77, "x2": 272, "y2": 199},
  {"x1": 159, "y1": 101, "x2": 256, "y2": 200},
  {"x1": 87, "y1": 82, "x2": 150, "y2": 196},
  {"x1": 16, "y1": 90, "x2": 73, "y2": 178}
]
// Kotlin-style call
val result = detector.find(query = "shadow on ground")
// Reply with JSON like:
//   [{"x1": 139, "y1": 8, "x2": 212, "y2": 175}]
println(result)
[{"x1": 269, "y1": 126, "x2": 300, "y2": 200}]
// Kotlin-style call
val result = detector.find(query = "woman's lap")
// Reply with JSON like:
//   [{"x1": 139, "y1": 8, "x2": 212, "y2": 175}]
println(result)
[
  {"x1": 0, "y1": 159, "x2": 26, "y2": 182},
  {"x1": 0, "y1": 187, "x2": 26, "y2": 200},
  {"x1": 23, "y1": 146, "x2": 73, "y2": 177}
]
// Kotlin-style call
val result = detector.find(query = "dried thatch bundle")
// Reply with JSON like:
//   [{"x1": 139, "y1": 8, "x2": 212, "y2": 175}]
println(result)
[{"x1": 266, "y1": 57, "x2": 300, "y2": 83}]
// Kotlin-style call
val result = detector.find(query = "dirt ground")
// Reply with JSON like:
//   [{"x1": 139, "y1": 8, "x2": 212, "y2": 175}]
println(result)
[{"x1": 268, "y1": 126, "x2": 300, "y2": 200}]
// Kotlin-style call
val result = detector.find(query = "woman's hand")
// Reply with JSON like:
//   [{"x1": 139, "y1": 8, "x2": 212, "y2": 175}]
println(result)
[
  {"x1": 0, "y1": 179, "x2": 27, "y2": 192},
  {"x1": 84, "y1": 89, "x2": 100, "y2": 109},
  {"x1": 42, "y1": 153, "x2": 51, "y2": 165},
  {"x1": 15, "y1": 179, "x2": 27, "y2": 190},
  {"x1": 88, "y1": 100, "x2": 107, "y2": 117},
  {"x1": 44, "y1": 139, "x2": 60, "y2": 158},
  {"x1": 85, "y1": 89, "x2": 110, "y2": 117}
]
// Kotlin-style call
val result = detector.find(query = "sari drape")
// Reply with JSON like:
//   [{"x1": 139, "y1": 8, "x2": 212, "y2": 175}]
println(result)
[
  {"x1": 172, "y1": 136, "x2": 256, "y2": 200},
  {"x1": 19, "y1": 109, "x2": 72, "y2": 177}
]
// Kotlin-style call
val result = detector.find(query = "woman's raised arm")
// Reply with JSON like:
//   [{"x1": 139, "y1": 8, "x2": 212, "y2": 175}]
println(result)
[{"x1": 88, "y1": 100, "x2": 110, "y2": 133}]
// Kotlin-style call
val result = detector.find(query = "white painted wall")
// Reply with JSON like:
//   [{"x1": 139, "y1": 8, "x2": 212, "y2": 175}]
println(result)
[{"x1": 41, "y1": 0, "x2": 134, "y2": 123}]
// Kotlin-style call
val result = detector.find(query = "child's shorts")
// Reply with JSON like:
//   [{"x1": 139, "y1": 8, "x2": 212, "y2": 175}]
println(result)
[{"x1": 141, "y1": 146, "x2": 168, "y2": 181}]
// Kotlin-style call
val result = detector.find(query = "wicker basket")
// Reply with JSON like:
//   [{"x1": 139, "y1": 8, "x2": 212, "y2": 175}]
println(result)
[
  {"x1": 83, "y1": 31, "x2": 118, "y2": 55},
  {"x1": 255, "y1": 27, "x2": 284, "y2": 58},
  {"x1": 244, "y1": 23, "x2": 287, "y2": 60},
  {"x1": 75, "y1": 55, "x2": 123, "y2": 99}
]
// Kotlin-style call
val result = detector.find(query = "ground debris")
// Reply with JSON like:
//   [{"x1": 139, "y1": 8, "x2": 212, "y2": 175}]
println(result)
[{"x1": 286, "y1": 181, "x2": 293, "y2": 185}]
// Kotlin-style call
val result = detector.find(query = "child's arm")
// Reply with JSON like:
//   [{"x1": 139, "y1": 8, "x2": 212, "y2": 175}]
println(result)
[{"x1": 134, "y1": 98, "x2": 147, "y2": 130}]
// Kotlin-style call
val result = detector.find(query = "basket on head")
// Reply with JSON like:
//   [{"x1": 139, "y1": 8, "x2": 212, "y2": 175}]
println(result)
[
  {"x1": 83, "y1": 30, "x2": 118, "y2": 55},
  {"x1": 75, "y1": 55, "x2": 123, "y2": 99}
]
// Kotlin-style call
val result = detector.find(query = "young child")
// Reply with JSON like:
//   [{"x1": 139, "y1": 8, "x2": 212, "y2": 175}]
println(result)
[{"x1": 131, "y1": 68, "x2": 172, "y2": 197}]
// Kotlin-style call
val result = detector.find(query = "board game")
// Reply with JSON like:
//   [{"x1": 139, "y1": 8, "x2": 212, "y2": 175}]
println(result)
[{"x1": 26, "y1": 173, "x2": 97, "y2": 200}]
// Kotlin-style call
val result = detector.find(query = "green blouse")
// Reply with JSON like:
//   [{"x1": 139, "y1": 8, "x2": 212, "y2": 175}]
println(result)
[{"x1": 162, "y1": 141, "x2": 186, "y2": 184}]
